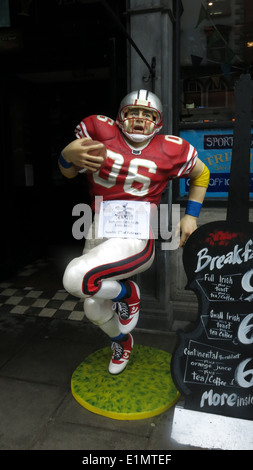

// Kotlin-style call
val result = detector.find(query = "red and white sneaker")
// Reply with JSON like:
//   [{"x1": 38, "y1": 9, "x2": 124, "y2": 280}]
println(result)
[
  {"x1": 108, "y1": 333, "x2": 134, "y2": 375},
  {"x1": 117, "y1": 281, "x2": 140, "y2": 334}
]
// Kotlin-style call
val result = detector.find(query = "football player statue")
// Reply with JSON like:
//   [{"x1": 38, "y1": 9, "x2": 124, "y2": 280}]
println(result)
[{"x1": 59, "y1": 90, "x2": 210, "y2": 375}]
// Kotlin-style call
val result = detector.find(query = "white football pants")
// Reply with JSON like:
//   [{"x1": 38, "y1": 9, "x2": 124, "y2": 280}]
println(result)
[{"x1": 63, "y1": 217, "x2": 155, "y2": 336}]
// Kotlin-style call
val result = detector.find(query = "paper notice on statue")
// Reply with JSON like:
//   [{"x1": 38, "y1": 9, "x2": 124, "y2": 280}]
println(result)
[{"x1": 97, "y1": 200, "x2": 150, "y2": 239}]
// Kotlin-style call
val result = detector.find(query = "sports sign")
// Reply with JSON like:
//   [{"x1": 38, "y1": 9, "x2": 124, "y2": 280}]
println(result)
[{"x1": 179, "y1": 128, "x2": 253, "y2": 198}]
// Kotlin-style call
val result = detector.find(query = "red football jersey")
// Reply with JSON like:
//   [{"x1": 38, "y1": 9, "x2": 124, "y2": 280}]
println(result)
[{"x1": 75, "y1": 115, "x2": 197, "y2": 208}]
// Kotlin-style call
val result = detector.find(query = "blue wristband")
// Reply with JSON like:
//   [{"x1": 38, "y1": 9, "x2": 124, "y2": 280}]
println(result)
[
  {"x1": 59, "y1": 153, "x2": 73, "y2": 169},
  {"x1": 185, "y1": 200, "x2": 202, "y2": 217}
]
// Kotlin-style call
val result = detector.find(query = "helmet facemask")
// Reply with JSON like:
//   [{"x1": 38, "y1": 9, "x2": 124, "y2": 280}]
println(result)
[
  {"x1": 116, "y1": 90, "x2": 163, "y2": 144},
  {"x1": 121, "y1": 106, "x2": 161, "y2": 143}
]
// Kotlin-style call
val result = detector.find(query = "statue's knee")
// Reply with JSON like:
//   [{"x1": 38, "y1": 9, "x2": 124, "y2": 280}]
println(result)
[
  {"x1": 63, "y1": 259, "x2": 85, "y2": 297},
  {"x1": 84, "y1": 298, "x2": 113, "y2": 325},
  {"x1": 63, "y1": 264, "x2": 75, "y2": 293}
]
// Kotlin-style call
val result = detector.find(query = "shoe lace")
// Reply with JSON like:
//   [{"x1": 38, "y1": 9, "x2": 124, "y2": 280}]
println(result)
[
  {"x1": 111, "y1": 341, "x2": 123, "y2": 360},
  {"x1": 118, "y1": 301, "x2": 129, "y2": 320}
]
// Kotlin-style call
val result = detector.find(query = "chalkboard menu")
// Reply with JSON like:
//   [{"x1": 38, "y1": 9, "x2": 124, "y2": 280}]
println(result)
[
  {"x1": 171, "y1": 74, "x2": 253, "y2": 421},
  {"x1": 171, "y1": 221, "x2": 253, "y2": 420}
]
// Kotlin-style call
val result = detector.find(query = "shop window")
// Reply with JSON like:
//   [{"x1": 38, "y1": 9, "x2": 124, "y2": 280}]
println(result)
[
  {"x1": 179, "y1": 0, "x2": 253, "y2": 123},
  {"x1": 178, "y1": 0, "x2": 253, "y2": 202}
]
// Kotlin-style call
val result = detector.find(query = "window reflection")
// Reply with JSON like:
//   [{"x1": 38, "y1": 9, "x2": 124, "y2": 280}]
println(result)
[{"x1": 180, "y1": 0, "x2": 253, "y2": 123}]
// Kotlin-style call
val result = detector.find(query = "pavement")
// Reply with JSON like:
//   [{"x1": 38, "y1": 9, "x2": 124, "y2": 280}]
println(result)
[
  {"x1": 0, "y1": 312, "x2": 190, "y2": 451},
  {"x1": 0, "y1": 251, "x2": 207, "y2": 454}
]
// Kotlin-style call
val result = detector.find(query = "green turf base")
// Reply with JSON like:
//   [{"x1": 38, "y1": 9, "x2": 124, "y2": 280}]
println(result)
[{"x1": 71, "y1": 345, "x2": 180, "y2": 420}]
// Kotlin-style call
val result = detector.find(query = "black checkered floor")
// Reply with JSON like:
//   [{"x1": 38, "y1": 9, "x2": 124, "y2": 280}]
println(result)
[{"x1": 0, "y1": 282, "x2": 86, "y2": 321}]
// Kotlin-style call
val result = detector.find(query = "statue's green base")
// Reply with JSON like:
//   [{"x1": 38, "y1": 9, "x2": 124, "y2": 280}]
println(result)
[{"x1": 71, "y1": 345, "x2": 180, "y2": 420}]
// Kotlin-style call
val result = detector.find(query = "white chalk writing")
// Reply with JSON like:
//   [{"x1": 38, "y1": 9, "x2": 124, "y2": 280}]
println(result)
[{"x1": 195, "y1": 240, "x2": 253, "y2": 273}]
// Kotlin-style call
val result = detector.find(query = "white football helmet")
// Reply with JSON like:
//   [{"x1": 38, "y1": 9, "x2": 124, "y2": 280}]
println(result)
[{"x1": 116, "y1": 89, "x2": 163, "y2": 143}]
